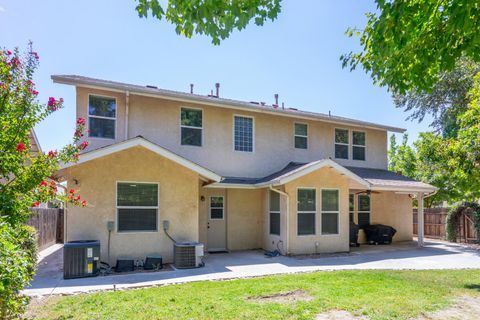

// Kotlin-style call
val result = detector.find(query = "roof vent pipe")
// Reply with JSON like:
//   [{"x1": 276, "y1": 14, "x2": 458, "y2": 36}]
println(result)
[
  {"x1": 190, "y1": 84, "x2": 194, "y2": 94},
  {"x1": 274, "y1": 94, "x2": 279, "y2": 107},
  {"x1": 215, "y1": 83, "x2": 220, "y2": 97}
]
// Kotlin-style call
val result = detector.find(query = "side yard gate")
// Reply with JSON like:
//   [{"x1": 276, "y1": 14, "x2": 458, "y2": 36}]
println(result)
[{"x1": 27, "y1": 208, "x2": 64, "y2": 251}]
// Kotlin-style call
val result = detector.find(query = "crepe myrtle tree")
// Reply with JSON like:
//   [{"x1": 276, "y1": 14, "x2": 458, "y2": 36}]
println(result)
[{"x1": 0, "y1": 45, "x2": 87, "y2": 318}]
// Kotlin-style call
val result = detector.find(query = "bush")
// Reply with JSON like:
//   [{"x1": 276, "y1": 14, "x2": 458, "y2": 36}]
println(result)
[
  {"x1": 446, "y1": 202, "x2": 480, "y2": 242},
  {"x1": 0, "y1": 220, "x2": 37, "y2": 319}
]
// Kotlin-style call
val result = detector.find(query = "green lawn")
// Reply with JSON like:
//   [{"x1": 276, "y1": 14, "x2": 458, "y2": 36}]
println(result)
[{"x1": 30, "y1": 270, "x2": 480, "y2": 320}]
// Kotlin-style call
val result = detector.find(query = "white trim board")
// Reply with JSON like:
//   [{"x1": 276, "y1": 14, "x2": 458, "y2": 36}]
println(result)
[{"x1": 60, "y1": 136, "x2": 222, "y2": 182}]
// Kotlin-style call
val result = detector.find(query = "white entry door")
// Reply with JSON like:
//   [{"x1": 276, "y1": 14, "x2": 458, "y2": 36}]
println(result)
[{"x1": 207, "y1": 196, "x2": 226, "y2": 252}]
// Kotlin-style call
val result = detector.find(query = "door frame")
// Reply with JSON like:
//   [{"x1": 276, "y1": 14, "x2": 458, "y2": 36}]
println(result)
[{"x1": 207, "y1": 195, "x2": 227, "y2": 252}]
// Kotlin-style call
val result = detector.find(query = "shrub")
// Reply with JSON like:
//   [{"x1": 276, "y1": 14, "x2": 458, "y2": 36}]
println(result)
[
  {"x1": 446, "y1": 202, "x2": 480, "y2": 242},
  {"x1": 0, "y1": 220, "x2": 37, "y2": 319}
]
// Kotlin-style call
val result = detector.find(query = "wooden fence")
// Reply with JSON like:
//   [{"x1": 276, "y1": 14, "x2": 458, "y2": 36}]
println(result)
[
  {"x1": 413, "y1": 207, "x2": 477, "y2": 242},
  {"x1": 27, "y1": 208, "x2": 64, "y2": 251}
]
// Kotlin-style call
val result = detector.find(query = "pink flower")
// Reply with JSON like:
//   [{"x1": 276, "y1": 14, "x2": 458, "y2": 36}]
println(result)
[
  {"x1": 30, "y1": 89, "x2": 39, "y2": 96},
  {"x1": 31, "y1": 51, "x2": 39, "y2": 60},
  {"x1": 16, "y1": 143, "x2": 27, "y2": 152},
  {"x1": 48, "y1": 97, "x2": 56, "y2": 107},
  {"x1": 32, "y1": 201, "x2": 40, "y2": 207},
  {"x1": 81, "y1": 200, "x2": 87, "y2": 207},
  {"x1": 11, "y1": 57, "x2": 20, "y2": 66},
  {"x1": 76, "y1": 117, "x2": 86, "y2": 125},
  {"x1": 47, "y1": 150, "x2": 57, "y2": 158},
  {"x1": 59, "y1": 98, "x2": 64, "y2": 103},
  {"x1": 5, "y1": 50, "x2": 11, "y2": 55},
  {"x1": 73, "y1": 153, "x2": 79, "y2": 160},
  {"x1": 69, "y1": 188, "x2": 75, "y2": 194},
  {"x1": 79, "y1": 141, "x2": 89, "y2": 150},
  {"x1": 39, "y1": 180, "x2": 48, "y2": 187}
]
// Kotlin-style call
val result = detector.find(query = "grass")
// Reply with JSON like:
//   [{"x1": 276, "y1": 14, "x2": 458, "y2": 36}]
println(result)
[{"x1": 30, "y1": 269, "x2": 480, "y2": 320}]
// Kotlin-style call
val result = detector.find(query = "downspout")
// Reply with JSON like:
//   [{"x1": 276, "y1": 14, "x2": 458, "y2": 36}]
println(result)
[
  {"x1": 124, "y1": 91, "x2": 129, "y2": 140},
  {"x1": 269, "y1": 186, "x2": 290, "y2": 255}
]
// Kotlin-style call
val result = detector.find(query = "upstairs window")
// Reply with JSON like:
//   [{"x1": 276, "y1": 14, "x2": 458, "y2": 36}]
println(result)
[
  {"x1": 117, "y1": 182, "x2": 158, "y2": 232},
  {"x1": 335, "y1": 128, "x2": 349, "y2": 159},
  {"x1": 234, "y1": 116, "x2": 254, "y2": 152},
  {"x1": 269, "y1": 190, "x2": 281, "y2": 236},
  {"x1": 358, "y1": 194, "x2": 371, "y2": 229},
  {"x1": 88, "y1": 95, "x2": 116, "y2": 139},
  {"x1": 294, "y1": 123, "x2": 308, "y2": 149},
  {"x1": 352, "y1": 131, "x2": 366, "y2": 161},
  {"x1": 181, "y1": 108, "x2": 203, "y2": 146}
]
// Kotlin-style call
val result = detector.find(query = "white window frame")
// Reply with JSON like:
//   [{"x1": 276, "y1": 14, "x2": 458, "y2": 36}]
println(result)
[
  {"x1": 269, "y1": 190, "x2": 281, "y2": 236},
  {"x1": 294, "y1": 122, "x2": 308, "y2": 149},
  {"x1": 357, "y1": 194, "x2": 371, "y2": 229},
  {"x1": 116, "y1": 181, "x2": 160, "y2": 233},
  {"x1": 352, "y1": 130, "x2": 367, "y2": 161},
  {"x1": 87, "y1": 94, "x2": 117, "y2": 140},
  {"x1": 296, "y1": 187, "x2": 316, "y2": 236},
  {"x1": 233, "y1": 114, "x2": 255, "y2": 153},
  {"x1": 320, "y1": 188, "x2": 340, "y2": 235},
  {"x1": 209, "y1": 196, "x2": 224, "y2": 220},
  {"x1": 180, "y1": 107, "x2": 203, "y2": 147},
  {"x1": 334, "y1": 127, "x2": 349, "y2": 160}
]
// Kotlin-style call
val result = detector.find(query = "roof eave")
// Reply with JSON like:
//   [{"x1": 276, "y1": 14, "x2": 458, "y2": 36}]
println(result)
[{"x1": 51, "y1": 75, "x2": 406, "y2": 133}]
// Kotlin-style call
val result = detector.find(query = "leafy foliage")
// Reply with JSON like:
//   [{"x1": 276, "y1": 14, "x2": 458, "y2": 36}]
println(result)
[
  {"x1": 446, "y1": 202, "x2": 480, "y2": 242},
  {"x1": 135, "y1": 0, "x2": 282, "y2": 44},
  {"x1": 0, "y1": 45, "x2": 87, "y2": 318},
  {"x1": 393, "y1": 58, "x2": 480, "y2": 137},
  {"x1": 342, "y1": 0, "x2": 480, "y2": 94}
]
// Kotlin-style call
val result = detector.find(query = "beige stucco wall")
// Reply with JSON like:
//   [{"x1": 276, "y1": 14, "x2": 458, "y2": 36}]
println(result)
[
  {"x1": 284, "y1": 167, "x2": 351, "y2": 254},
  {"x1": 76, "y1": 87, "x2": 388, "y2": 178},
  {"x1": 226, "y1": 188, "x2": 264, "y2": 250},
  {"x1": 64, "y1": 146, "x2": 199, "y2": 264},
  {"x1": 371, "y1": 192, "x2": 413, "y2": 241}
]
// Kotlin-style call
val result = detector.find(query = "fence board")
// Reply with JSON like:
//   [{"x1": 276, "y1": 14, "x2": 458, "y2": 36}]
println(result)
[
  {"x1": 27, "y1": 208, "x2": 64, "y2": 251},
  {"x1": 413, "y1": 208, "x2": 477, "y2": 242}
]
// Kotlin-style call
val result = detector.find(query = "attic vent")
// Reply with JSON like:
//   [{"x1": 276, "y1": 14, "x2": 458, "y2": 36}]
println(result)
[{"x1": 146, "y1": 85, "x2": 158, "y2": 89}]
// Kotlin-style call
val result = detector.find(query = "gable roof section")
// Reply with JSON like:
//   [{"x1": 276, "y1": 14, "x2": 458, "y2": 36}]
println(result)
[
  {"x1": 60, "y1": 137, "x2": 222, "y2": 182},
  {"x1": 215, "y1": 160, "x2": 370, "y2": 188},
  {"x1": 51, "y1": 75, "x2": 406, "y2": 133},
  {"x1": 213, "y1": 160, "x2": 437, "y2": 193}
]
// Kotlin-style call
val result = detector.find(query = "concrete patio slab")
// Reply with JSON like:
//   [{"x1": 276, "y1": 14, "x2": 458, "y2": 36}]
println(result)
[{"x1": 23, "y1": 239, "x2": 480, "y2": 297}]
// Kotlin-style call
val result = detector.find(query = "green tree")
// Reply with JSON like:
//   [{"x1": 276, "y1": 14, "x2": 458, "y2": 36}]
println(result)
[
  {"x1": 393, "y1": 58, "x2": 480, "y2": 137},
  {"x1": 342, "y1": 0, "x2": 480, "y2": 94},
  {"x1": 0, "y1": 46, "x2": 86, "y2": 318},
  {"x1": 135, "y1": 0, "x2": 282, "y2": 44}
]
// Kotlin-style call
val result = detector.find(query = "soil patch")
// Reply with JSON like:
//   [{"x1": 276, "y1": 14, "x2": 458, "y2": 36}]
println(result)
[
  {"x1": 418, "y1": 295, "x2": 480, "y2": 320},
  {"x1": 247, "y1": 289, "x2": 313, "y2": 303},
  {"x1": 316, "y1": 310, "x2": 367, "y2": 320}
]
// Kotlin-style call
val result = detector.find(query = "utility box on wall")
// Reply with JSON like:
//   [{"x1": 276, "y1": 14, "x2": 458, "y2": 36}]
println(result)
[{"x1": 63, "y1": 240, "x2": 100, "y2": 279}]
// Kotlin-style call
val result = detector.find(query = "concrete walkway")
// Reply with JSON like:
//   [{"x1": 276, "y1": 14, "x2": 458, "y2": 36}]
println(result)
[{"x1": 23, "y1": 240, "x2": 480, "y2": 297}]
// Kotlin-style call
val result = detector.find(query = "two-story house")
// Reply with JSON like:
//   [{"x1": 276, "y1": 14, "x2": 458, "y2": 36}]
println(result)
[{"x1": 53, "y1": 75, "x2": 436, "y2": 264}]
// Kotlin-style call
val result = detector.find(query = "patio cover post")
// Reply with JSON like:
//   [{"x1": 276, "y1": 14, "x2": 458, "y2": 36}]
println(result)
[{"x1": 417, "y1": 192, "x2": 424, "y2": 247}]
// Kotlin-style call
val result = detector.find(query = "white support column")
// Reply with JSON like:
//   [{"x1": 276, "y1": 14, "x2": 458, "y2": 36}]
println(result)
[{"x1": 417, "y1": 192, "x2": 424, "y2": 247}]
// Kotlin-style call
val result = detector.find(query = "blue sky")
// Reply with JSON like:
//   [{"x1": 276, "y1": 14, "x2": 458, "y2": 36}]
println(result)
[{"x1": 1, "y1": 0, "x2": 430, "y2": 152}]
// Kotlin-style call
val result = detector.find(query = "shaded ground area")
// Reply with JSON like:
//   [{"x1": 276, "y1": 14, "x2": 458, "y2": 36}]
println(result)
[
  {"x1": 246, "y1": 289, "x2": 313, "y2": 303},
  {"x1": 24, "y1": 239, "x2": 480, "y2": 296}
]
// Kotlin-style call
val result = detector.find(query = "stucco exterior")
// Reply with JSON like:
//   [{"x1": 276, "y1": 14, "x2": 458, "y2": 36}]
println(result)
[
  {"x1": 64, "y1": 146, "x2": 200, "y2": 264},
  {"x1": 77, "y1": 87, "x2": 388, "y2": 178}
]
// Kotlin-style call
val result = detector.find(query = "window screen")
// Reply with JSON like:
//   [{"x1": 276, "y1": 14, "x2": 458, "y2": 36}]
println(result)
[
  {"x1": 181, "y1": 108, "x2": 202, "y2": 146},
  {"x1": 117, "y1": 183, "x2": 158, "y2": 232},
  {"x1": 335, "y1": 128, "x2": 349, "y2": 159},
  {"x1": 352, "y1": 131, "x2": 366, "y2": 161},
  {"x1": 294, "y1": 123, "x2": 308, "y2": 149},
  {"x1": 358, "y1": 194, "x2": 371, "y2": 228},
  {"x1": 297, "y1": 189, "x2": 316, "y2": 235},
  {"x1": 88, "y1": 95, "x2": 116, "y2": 139},
  {"x1": 234, "y1": 116, "x2": 253, "y2": 152},
  {"x1": 269, "y1": 190, "x2": 280, "y2": 235},
  {"x1": 321, "y1": 189, "x2": 339, "y2": 235}
]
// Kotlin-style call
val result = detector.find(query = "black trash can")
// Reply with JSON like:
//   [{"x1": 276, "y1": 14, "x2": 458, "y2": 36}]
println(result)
[
  {"x1": 350, "y1": 222, "x2": 360, "y2": 247},
  {"x1": 63, "y1": 240, "x2": 100, "y2": 279},
  {"x1": 363, "y1": 224, "x2": 397, "y2": 245}
]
